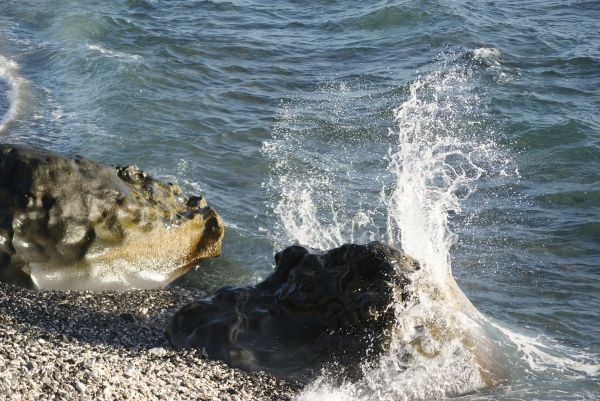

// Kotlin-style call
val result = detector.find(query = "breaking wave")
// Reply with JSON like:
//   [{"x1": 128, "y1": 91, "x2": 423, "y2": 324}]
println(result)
[{"x1": 264, "y1": 51, "x2": 598, "y2": 400}]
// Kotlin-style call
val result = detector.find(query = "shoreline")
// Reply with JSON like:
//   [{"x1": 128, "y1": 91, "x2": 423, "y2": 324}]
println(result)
[{"x1": 0, "y1": 282, "x2": 301, "y2": 401}]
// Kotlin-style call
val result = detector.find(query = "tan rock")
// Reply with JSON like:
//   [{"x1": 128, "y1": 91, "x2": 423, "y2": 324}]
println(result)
[{"x1": 0, "y1": 144, "x2": 223, "y2": 290}]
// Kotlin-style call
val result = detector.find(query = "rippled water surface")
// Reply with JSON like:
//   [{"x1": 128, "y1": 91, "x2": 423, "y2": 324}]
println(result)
[{"x1": 1, "y1": 1, "x2": 599, "y2": 399}]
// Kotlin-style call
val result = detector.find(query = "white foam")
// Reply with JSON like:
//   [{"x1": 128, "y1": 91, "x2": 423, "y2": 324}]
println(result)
[
  {"x1": 330, "y1": 65, "x2": 501, "y2": 400},
  {"x1": 472, "y1": 47, "x2": 514, "y2": 83},
  {"x1": 384, "y1": 67, "x2": 501, "y2": 284},
  {"x1": 489, "y1": 320, "x2": 600, "y2": 377},
  {"x1": 473, "y1": 47, "x2": 502, "y2": 67},
  {"x1": 272, "y1": 175, "x2": 343, "y2": 249},
  {"x1": 0, "y1": 54, "x2": 28, "y2": 134},
  {"x1": 86, "y1": 44, "x2": 141, "y2": 61}
]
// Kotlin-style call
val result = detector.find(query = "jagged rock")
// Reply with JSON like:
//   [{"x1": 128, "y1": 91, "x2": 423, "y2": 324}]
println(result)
[
  {"x1": 0, "y1": 144, "x2": 223, "y2": 290},
  {"x1": 168, "y1": 241, "x2": 419, "y2": 378}
]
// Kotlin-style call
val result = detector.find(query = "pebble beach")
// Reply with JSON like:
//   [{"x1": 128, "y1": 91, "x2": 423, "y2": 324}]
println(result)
[{"x1": 0, "y1": 282, "x2": 300, "y2": 401}]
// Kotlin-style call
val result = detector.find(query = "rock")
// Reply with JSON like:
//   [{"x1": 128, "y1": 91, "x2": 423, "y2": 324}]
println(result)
[
  {"x1": 123, "y1": 365, "x2": 136, "y2": 378},
  {"x1": 119, "y1": 313, "x2": 135, "y2": 323},
  {"x1": 0, "y1": 144, "x2": 224, "y2": 290},
  {"x1": 74, "y1": 380, "x2": 86, "y2": 393},
  {"x1": 168, "y1": 241, "x2": 419, "y2": 378},
  {"x1": 148, "y1": 347, "x2": 167, "y2": 357}
]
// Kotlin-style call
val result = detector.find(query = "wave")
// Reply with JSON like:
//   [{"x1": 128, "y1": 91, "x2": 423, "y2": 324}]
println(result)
[
  {"x1": 0, "y1": 54, "x2": 28, "y2": 134},
  {"x1": 262, "y1": 79, "x2": 388, "y2": 252},
  {"x1": 489, "y1": 320, "x2": 599, "y2": 378},
  {"x1": 264, "y1": 51, "x2": 597, "y2": 400},
  {"x1": 86, "y1": 44, "x2": 142, "y2": 61},
  {"x1": 472, "y1": 46, "x2": 502, "y2": 67},
  {"x1": 327, "y1": 6, "x2": 429, "y2": 31},
  {"x1": 464, "y1": 46, "x2": 514, "y2": 82}
]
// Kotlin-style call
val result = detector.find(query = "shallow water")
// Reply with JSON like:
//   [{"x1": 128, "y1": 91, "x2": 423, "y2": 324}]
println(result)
[{"x1": 0, "y1": 0, "x2": 598, "y2": 399}]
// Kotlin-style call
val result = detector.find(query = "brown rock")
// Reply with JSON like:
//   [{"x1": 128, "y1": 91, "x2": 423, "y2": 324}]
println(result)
[{"x1": 0, "y1": 144, "x2": 223, "y2": 290}]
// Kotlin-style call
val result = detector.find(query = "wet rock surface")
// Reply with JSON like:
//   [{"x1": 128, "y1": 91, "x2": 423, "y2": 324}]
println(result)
[
  {"x1": 0, "y1": 144, "x2": 224, "y2": 290},
  {"x1": 168, "y1": 241, "x2": 420, "y2": 378},
  {"x1": 0, "y1": 282, "x2": 300, "y2": 401}
]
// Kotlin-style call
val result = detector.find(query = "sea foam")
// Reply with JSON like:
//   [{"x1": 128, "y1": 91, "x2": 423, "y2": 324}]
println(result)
[{"x1": 0, "y1": 54, "x2": 27, "y2": 134}]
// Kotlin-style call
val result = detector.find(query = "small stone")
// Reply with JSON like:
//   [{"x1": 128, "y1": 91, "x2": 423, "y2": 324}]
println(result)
[
  {"x1": 74, "y1": 381, "x2": 85, "y2": 393},
  {"x1": 123, "y1": 365, "x2": 135, "y2": 378},
  {"x1": 41, "y1": 376, "x2": 52, "y2": 388},
  {"x1": 119, "y1": 313, "x2": 135, "y2": 323},
  {"x1": 148, "y1": 347, "x2": 166, "y2": 357}
]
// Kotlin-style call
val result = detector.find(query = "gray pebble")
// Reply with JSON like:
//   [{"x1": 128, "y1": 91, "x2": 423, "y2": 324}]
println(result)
[
  {"x1": 0, "y1": 282, "x2": 301, "y2": 401},
  {"x1": 74, "y1": 381, "x2": 85, "y2": 393},
  {"x1": 148, "y1": 347, "x2": 167, "y2": 357}
]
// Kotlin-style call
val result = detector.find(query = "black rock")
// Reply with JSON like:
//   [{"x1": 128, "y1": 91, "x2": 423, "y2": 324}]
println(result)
[
  {"x1": 168, "y1": 241, "x2": 419, "y2": 378},
  {"x1": 119, "y1": 313, "x2": 135, "y2": 323}
]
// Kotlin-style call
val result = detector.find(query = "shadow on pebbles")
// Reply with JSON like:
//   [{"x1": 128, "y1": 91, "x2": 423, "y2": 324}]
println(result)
[{"x1": 0, "y1": 282, "x2": 300, "y2": 401}]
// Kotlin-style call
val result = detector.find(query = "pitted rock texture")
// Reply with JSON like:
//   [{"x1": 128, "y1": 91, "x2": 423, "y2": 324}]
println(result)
[
  {"x1": 0, "y1": 144, "x2": 223, "y2": 290},
  {"x1": 168, "y1": 241, "x2": 419, "y2": 378}
]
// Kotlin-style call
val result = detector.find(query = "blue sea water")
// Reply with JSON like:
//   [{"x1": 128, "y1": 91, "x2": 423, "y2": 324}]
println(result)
[{"x1": 0, "y1": 1, "x2": 599, "y2": 400}]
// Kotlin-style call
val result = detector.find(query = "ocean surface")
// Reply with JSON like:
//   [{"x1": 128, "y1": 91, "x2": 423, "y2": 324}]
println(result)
[{"x1": 0, "y1": 0, "x2": 598, "y2": 400}]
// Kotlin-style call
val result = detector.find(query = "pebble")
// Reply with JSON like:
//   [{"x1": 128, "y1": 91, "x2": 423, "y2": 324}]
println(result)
[
  {"x1": 74, "y1": 381, "x2": 85, "y2": 393},
  {"x1": 0, "y1": 282, "x2": 301, "y2": 401},
  {"x1": 148, "y1": 347, "x2": 167, "y2": 357},
  {"x1": 123, "y1": 365, "x2": 136, "y2": 377}
]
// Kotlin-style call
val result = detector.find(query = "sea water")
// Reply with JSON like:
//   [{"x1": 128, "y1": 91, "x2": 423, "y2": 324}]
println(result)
[{"x1": 0, "y1": 1, "x2": 598, "y2": 399}]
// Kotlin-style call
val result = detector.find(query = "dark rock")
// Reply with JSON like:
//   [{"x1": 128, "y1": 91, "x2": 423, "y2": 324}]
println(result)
[
  {"x1": 119, "y1": 313, "x2": 135, "y2": 323},
  {"x1": 168, "y1": 241, "x2": 419, "y2": 378},
  {"x1": 0, "y1": 144, "x2": 224, "y2": 290}
]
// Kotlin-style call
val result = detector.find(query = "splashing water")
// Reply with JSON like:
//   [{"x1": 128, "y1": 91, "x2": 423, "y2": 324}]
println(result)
[
  {"x1": 295, "y1": 65, "x2": 501, "y2": 401},
  {"x1": 263, "y1": 59, "x2": 501, "y2": 400},
  {"x1": 384, "y1": 66, "x2": 500, "y2": 283},
  {"x1": 0, "y1": 54, "x2": 27, "y2": 134},
  {"x1": 263, "y1": 81, "x2": 387, "y2": 251},
  {"x1": 265, "y1": 51, "x2": 598, "y2": 400}
]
